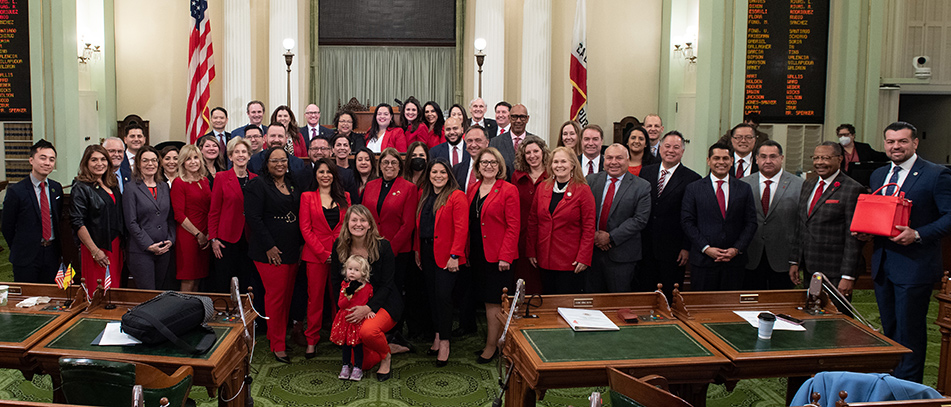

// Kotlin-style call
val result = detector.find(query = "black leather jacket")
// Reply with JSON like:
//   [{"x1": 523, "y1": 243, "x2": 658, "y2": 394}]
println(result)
[{"x1": 70, "y1": 180, "x2": 125, "y2": 250}]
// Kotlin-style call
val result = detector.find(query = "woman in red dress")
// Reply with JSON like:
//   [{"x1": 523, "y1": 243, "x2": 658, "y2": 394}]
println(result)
[
  {"x1": 172, "y1": 144, "x2": 211, "y2": 292},
  {"x1": 70, "y1": 145, "x2": 124, "y2": 289},
  {"x1": 421, "y1": 101, "x2": 446, "y2": 148},
  {"x1": 510, "y1": 135, "x2": 550, "y2": 294},
  {"x1": 400, "y1": 98, "x2": 429, "y2": 147},
  {"x1": 300, "y1": 158, "x2": 350, "y2": 358}
]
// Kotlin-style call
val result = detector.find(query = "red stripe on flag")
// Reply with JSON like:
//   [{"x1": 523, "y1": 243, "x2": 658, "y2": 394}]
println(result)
[{"x1": 187, "y1": 13, "x2": 215, "y2": 144}]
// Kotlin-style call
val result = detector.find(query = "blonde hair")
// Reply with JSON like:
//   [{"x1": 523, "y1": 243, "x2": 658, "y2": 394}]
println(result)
[
  {"x1": 227, "y1": 136, "x2": 251, "y2": 158},
  {"x1": 546, "y1": 146, "x2": 587, "y2": 185},
  {"x1": 343, "y1": 255, "x2": 372, "y2": 283},
  {"x1": 336, "y1": 205, "x2": 384, "y2": 264},
  {"x1": 177, "y1": 144, "x2": 209, "y2": 179},
  {"x1": 474, "y1": 147, "x2": 507, "y2": 181}
]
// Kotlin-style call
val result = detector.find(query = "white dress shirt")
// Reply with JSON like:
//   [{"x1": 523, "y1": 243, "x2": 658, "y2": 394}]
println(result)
[
  {"x1": 759, "y1": 171, "x2": 781, "y2": 209},
  {"x1": 883, "y1": 153, "x2": 918, "y2": 191},
  {"x1": 581, "y1": 154, "x2": 601, "y2": 174},
  {"x1": 734, "y1": 152, "x2": 753, "y2": 178}
]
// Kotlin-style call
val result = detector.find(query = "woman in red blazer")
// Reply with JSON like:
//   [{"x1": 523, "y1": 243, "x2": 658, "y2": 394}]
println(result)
[
  {"x1": 527, "y1": 146, "x2": 595, "y2": 295},
  {"x1": 466, "y1": 147, "x2": 520, "y2": 364},
  {"x1": 299, "y1": 158, "x2": 351, "y2": 358},
  {"x1": 421, "y1": 101, "x2": 446, "y2": 148},
  {"x1": 400, "y1": 97, "x2": 429, "y2": 147},
  {"x1": 511, "y1": 136, "x2": 550, "y2": 295},
  {"x1": 209, "y1": 138, "x2": 257, "y2": 293},
  {"x1": 414, "y1": 159, "x2": 468, "y2": 367},
  {"x1": 362, "y1": 148, "x2": 419, "y2": 348},
  {"x1": 365, "y1": 104, "x2": 406, "y2": 153}
]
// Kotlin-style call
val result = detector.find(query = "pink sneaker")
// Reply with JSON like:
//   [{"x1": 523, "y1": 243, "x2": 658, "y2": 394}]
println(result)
[
  {"x1": 338, "y1": 365, "x2": 351, "y2": 380},
  {"x1": 349, "y1": 367, "x2": 364, "y2": 381}
]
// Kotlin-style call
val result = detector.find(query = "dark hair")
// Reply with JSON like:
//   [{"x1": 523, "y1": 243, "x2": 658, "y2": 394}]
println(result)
[
  {"x1": 756, "y1": 139, "x2": 784, "y2": 156},
  {"x1": 309, "y1": 135, "x2": 330, "y2": 149},
  {"x1": 582, "y1": 124, "x2": 604, "y2": 139},
  {"x1": 661, "y1": 130, "x2": 685, "y2": 147},
  {"x1": 195, "y1": 134, "x2": 225, "y2": 172},
  {"x1": 76, "y1": 145, "x2": 117, "y2": 188},
  {"x1": 125, "y1": 122, "x2": 143, "y2": 137},
  {"x1": 330, "y1": 133, "x2": 350, "y2": 151},
  {"x1": 423, "y1": 101, "x2": 445, "y2": 136},
  {"x1": 159, "y1": 145, "x2": 179, "y2": 182},
  {"x1": 449, "y1": 104, "x2": 470, "y2": 129},
  {"x1": 247, "y1": 100, "x2": 264, "y2": 112},
  {"x1": 401, "y1": 97, "x2": 424, "y2": 133},
  {"x1": 30, "y1": 139, "x2": 56, "y2": 157},
  {"x1": 403, "y1": 141, "x2": 430, "y2": 183},
  {"x1": 884, "y1": 121, "x2": 918, "y2": 139},
  {"x1": 270, "y1": 105, "x2": 301, "y2": 147},
  {"x1": 310, "y1": 158, "x2": 349, "y2": 209},
  {"x1": 743, "y1": 112, "x2": 761, "y2": 125},
  {"x1": 211, "y1": 106, "x2": 228, "y2": 118},
  {"x1": 267, "y1": 122, "x2": 286, "y2": 133},
  {"x1": 353, "y1": 147, "x2": 379, "y2": 184},
  {"x1": 708, "y1": 142, "x2": 733, "y2": 158},
  {"x1": 495, "y1": 101, "x2": 512, "y2": 111},
  {"x1": 131, "y1": 146, "x2": 160, "y2": 181},
  {"x1": 624, "y1": 126, "x2": 648, "y2": 145},
  {"x1": 244, "y1": 124, "x2": 263, "y2": 136},
  {"x1": 730, "y1": 123, "x2": 756, "y2": 137},
  {"x1": 466, "y1": 124, "x2": 487, "y2": 140},
  {"x1": 261, "y1": 147, "x2": 296, "y2": 190},
  {"x1": 367, "y1": 104, "x2": 396, "y2": 140},
  {"x1": 378, "y1": 147, "x2": 404, "y2": 178},
  {"x1": 333, "y1": 110, "x2": 356, "y2": 132},
  {"x1": 416, "y1": 159, "x2": 461, "y2": 217},
  {"x1": 818, "y1": 141, "x2": 844, "y2": 157},
  {"x1": 836, "y1": 123, "x2": 856, "y2": 135}
]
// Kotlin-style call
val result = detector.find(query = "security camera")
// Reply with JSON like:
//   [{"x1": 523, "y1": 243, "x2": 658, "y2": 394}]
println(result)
[{"x1": 913, "y1": 56, "x2": 931, "y2": 79}]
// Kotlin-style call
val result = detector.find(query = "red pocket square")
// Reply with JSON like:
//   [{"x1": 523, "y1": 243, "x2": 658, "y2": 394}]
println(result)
[{"x1": 825, "y1": 199, "x2": 839, "y2": 204}]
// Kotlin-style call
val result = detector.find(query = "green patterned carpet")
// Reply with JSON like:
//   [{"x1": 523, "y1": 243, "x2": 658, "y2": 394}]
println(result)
[{"x1": 0, "y1": 236, "x2": 940, "y2": 406}]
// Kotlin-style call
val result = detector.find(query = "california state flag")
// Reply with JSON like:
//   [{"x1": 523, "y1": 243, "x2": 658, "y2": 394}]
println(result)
[{"x1": 569, "y1": 0, "x2": 588, "y2": 126}]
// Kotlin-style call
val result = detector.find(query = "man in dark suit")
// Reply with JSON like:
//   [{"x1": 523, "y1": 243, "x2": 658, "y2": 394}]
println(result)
[
  {"x1": 123, "y1": 123, "x2": 146, "y2": 171},
  {"x1": 741, "y1": 140, "x2": 803, "y2": 290},
  {"x1": 838, "y1": 123, "x2": 888, "y2": 175},
  {"x1": 205, "y1": 107, "x2": 231, "y2": 165},
  {"x1": 102, "y1": 137, "x2": 131, "y2": 193},
  {"x1": 643, "y1": 114, "x2": 664, "y2": 157},
  {"x1": 301, "y1": 104, "x2": 334, "y2": 144},
  {"x1": 430, "y1": 117, "x2": 469, "y2": 166},
  {"x1": 639, "y1": 131, "x2": 701, "y2": 295},
  {"x1": 681, "y1": 142, "x2": 758, "y2": 291},
  {"x1": 230, "y1": 100, "x2": 266, "y2": 140},
  {"x1": 865, "y1": 121, "x2": 951, "y2": 383},
  {"x1": 790, "y1": 141, "x2": 864, "y2": 295},
  {"x1": 728, "y1": 123, "x2": 758, "y2": 179},
  {"x1": 579, "y1": 124, "x2": 605, "y2": 176},
  {"x1": 452, "y1": 125, "x2": 490, "y2": 193},
  {"x1": 493, "y1": 101, "x2": 512, "y2": 138},
  {"x1": 585, "y1": 144, "x2": 652, "y2": 292},
  {"x1": 2, "y1": 140, "x2": 63, "y2": 283},
  {"x1": 468, "y1": 98, "x2": 498, "y2": 138},
  {"x1": 489, "y1": 104, "x2": 532, "y2": 172}
]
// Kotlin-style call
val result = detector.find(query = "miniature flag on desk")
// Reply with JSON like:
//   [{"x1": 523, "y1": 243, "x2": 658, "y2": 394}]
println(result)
[
  {"x1": 54, "y1": 263, "x2": 75, "y2": 290},
  {"x1": 104, "y1": 265, "x2": 112, "y2": 291}
]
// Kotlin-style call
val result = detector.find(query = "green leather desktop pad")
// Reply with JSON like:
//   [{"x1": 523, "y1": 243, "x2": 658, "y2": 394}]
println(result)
[
  {"x1": 701, "y1": 318, "x2": 889, "y2": 353},
  {"x1": 44, "y1": 318, "x2": 231, "y2": 359},
  {"x1": 522, "y1": 325, "x2": 713, "y2": 363},
  {"x1": 0, "y1": 312, "x2": 57, "y2": 343}
]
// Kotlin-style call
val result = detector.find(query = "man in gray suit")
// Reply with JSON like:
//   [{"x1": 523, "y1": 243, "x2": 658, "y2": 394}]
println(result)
[
  {"x1": 741, "y1": 140, "x2": 803, "y2": 290},
  {"x1": 585, "y1": 144, "x2": 652, "y2": 292},
  {"x1": 489, "y1": 103, "x2": 533, "y2": 173}
]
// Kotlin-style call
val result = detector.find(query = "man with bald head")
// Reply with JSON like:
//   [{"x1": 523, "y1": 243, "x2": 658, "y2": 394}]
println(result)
[
  {"x1": 644, "y1": 114, "x2": 664, "y2": 157},
  {"x1": 301, "y1": 104, "x2": 333, "y2": 145},
  {"x1": 469, "y1": 98, "x2": 498, "y2": 138},
  {"x1": 585, "y1": 143, "x2": 652, "y2": 292},
  {"x1": 430, "y1": 117, "x2": 468, "y2": 166},
  {"x1": 490, "y1": 103, "x2": 534, "y2": 172}
]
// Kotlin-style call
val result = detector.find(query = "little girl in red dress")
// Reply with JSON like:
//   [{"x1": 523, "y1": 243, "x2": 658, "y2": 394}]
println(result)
[{"x1": 330, "y1": 255, "x2": 374, "y2": 381}]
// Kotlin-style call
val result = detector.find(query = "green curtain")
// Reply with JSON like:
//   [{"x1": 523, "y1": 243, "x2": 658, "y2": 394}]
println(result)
[{"x1": 318, "y1": 46, "x2": 456, "y2": 114}]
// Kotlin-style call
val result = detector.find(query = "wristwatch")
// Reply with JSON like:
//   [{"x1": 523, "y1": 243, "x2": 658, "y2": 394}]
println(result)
[{"x1": 450, "y1": 254, "x2": 459, "y2": 259}]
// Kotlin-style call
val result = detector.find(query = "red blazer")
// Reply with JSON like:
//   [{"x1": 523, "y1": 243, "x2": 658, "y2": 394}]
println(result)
[
  {"x1": 291, "y1": 131, "x2": 308, "y2": 159},
  {"x1": 421, "y1": 127, "x2": 445, "y2": 148},
  {"x1": 403, "y1": 125, "x2": 430, "y2": 147},
  {"x1": 300, "y1": 191, "x2": 350, "y2": 263},
  {"x1": 367, "y1": 128, "x2": 407, "y2": 152},
  {"x1": 466, "y1": 180, "x2": 520, "y2": 263},
  {"x1": 511, "y1": 170, "x2": 547, "y2": 253},
  {"x1": 415, "y1": 190, "x2": 469, "y2": 268},
  {"x1": 208, "y1": 169, "x2": 257, "y2": 243},
  {"x1": 527, "y1": 181, "x2": 596, "y2": 271},
  {"x1": 363, "y1": 177, "x2": 419, "y2": 254}
]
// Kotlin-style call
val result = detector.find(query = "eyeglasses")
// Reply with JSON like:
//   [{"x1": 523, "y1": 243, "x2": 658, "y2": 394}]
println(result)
[
  {"x1": 837, "y1": 133, "x2": 851, "y2": 137},
  {"x1": 811, "y1": 155, "x2": 839, "y2": 161},
  {"x1": 268, "y1": 158, "x2": 289, "y2": 164},
  {"x1": 380, "y1": 160, "x2": 400, "y2": 167},
  {"x1": 338, "y1": 119, "x2": 353, "y2": 124},
  {"x1": 732, "y1": 135, "x2": 755, "y2": 141},
  {"x1": 510, "y1": 114, "x2": 529, "y2": 122},
  {"x1": 479, "y1": 160, "x2": 499, "y2": 167},
  {"x1": 304, "y1": 111, "x2": 319, "y2": 115}
]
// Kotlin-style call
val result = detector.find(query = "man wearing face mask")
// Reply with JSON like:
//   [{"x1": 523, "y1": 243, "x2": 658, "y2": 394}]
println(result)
[
  {"x1": 430, "y1": 117, "x2": 468, "y2": 166},
  {"x1": 838, "y1": 123, "x2": 887, "y2": 176}
]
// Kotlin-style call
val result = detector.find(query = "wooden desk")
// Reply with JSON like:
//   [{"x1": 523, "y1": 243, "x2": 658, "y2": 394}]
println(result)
[
  {"x1": 499, "y1": 292, "x2": 731, "y2": 407},
  {"x1": 935, "y1": 272, "x2": 951, "y2": 395},
  {"x1": 27, "y1": 288, "x2": 255, "y2": 407},
  {"x1": 672, "y1": 289, "x2": 910, "y2": 404},
  {"x1": 0, "y1": 283, "x2": 85, "y2": 380}
]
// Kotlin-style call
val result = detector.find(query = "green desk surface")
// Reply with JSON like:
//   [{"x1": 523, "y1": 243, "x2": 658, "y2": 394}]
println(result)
[
  {"x1": 0, "y1": 312, "x2": 57, "y2": 343},
  {"x1": 701, "y1": 318, "x2": 890, "y2": 353},
  {"x1": 43, "y1": 318, "x2": 231, "y2": 360},
  {"x1": 522, "y1": 324, "x2": 713, "y2": 363}
]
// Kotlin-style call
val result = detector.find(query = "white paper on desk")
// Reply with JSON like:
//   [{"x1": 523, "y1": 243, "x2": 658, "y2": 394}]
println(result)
[
  {"x1": 97, "y1": 322, "x2": 142, "y2": 346},
  {"x1": 733, "y1": 311, "x2": 806, "y2": 331}
]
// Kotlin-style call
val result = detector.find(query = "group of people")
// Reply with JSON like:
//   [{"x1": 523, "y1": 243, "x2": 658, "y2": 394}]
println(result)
[{"x1": 2, "y1": 96, "x2": 948, "y2": 385}]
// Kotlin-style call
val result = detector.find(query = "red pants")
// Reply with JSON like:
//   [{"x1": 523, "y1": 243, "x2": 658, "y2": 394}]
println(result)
[
  {"x1": 254, "y1": 261, "x2": 298, "y2": 352},
  {"x1": 80, "y1": 237, "x2": 123, "y2": 289},
  {"x1": 304, "y1": 261, "x2": 330, "y2": 345},
  {"x1": 360, "y1": 308, "x2": 395, "y2": 371}
]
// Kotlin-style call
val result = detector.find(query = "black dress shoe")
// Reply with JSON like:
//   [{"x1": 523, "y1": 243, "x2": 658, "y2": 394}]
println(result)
[
  {"x1": 435, "y1": 359, "x2": 448, "y2": 368},
  {"x1": 377, "y1": 371, "x2": 391, "y2": 382},
  {"x1": 304, "y1": 351, "x2": 316, "y2": 359},
  {"x1": 476, "y1": 350, "x2": 498, "y2": 364},
  {"x1": 274, "y1": 353, "x2": 291, "y2": 364}
]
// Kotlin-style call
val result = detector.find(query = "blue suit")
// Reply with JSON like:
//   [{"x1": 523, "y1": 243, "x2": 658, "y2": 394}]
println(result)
[
  {"x1": 870, "y1": 155, "x2": 951, "y2": 383},
  {"x1": 1, "y1": 176, "x2": 63, "y2": 283},
  {"x1": 429, "y1": 141, "x2": 469, "y2": 166}
]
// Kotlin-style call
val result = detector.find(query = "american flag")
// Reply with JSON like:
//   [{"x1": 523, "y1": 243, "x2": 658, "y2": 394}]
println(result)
[
  {"x1": 104, "y1": 265, "x2": 112, "y2": 291},
  {"x1": 54, "y1": 263, "x2": 75, "y2": 290},
  {"x1": 186, "y1": 0, "x2": 216, "y2": 144}
]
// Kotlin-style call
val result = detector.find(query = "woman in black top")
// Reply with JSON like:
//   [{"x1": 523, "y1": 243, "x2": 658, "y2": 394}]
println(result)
[
  {"x1": 330, "y1": 205, "x2": 403, "y2": 382},
  {"x1": 71, "y1": 145, "x2": 125, "y2": 290},
  {"x1": 333, "y1": 110, "x2": 366, "y2": 153},
  {"x1": 244, "y1": 147, "x2": 302, "y2": 364}
]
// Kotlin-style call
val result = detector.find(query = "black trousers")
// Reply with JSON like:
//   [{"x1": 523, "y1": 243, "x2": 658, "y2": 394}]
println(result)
[
  {"x1": 420, "y1": 240, "x2": 456, "y2": 338},
  {"x1": 690, "y1": 258, "x2": 745, "y2": 291},
  {"x1": 401, "y1": 252, "x2": 433, "y2": 338},
  {"x1": 540, "y1": 267, "x2": 585, "y2": 294},
  {"x1": 209, "y1": 237, "x2": 255, "y2": 294},
  {"x1": 12, "y1": 243, "x2": 60, "y2": 284},
  {"x1": 742, "y1": 250, "x2": 794, "y2": 290}
]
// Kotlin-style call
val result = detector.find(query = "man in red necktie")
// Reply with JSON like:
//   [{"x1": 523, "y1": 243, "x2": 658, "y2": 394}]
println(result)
[
  {"x1": 452, "y1": 125, "x2": 490, "y2": 193},
  {"x1": 790, "y1": 142, "x2": 864, "y2": 298},
  {"x1": 2, "y1": 140, "x2": 64, "y2": 283},
  {"x1": 493, "y1": 101, "x2": 512, "y2": 137},
  {"x1": 681, "y1": 142, "x2": 758, "y2": 291}
]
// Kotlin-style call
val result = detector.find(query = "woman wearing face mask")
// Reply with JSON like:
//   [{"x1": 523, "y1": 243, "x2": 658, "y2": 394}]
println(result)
[
  {"x1": 401, "y1": 98, "x2": 428, "y2": 147},
  {"x1": 208, "y1": 138, "x2": 257, "y2": 294},
  {"x1": 123, "y1": 146, "x2": 175, "y2": 290},
  {"x1": 365, "y1": 104, "x2": 406, "y2": 153},
  {"x1": 837, "y1": 123, "x2": 888, "y2": 175},
  {"x1": 403, "y1": 142, "x2": 430, "y2": 187}
]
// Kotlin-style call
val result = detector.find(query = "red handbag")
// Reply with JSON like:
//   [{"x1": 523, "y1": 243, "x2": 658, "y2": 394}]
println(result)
[{"x1": 849, "y1": 183, "x2": 912, "y2": 237}]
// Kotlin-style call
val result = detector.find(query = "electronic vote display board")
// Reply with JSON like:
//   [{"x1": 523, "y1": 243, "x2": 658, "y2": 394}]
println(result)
[{"x1": 0, "y1": 0, "x2": 29, "y2": 121}]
